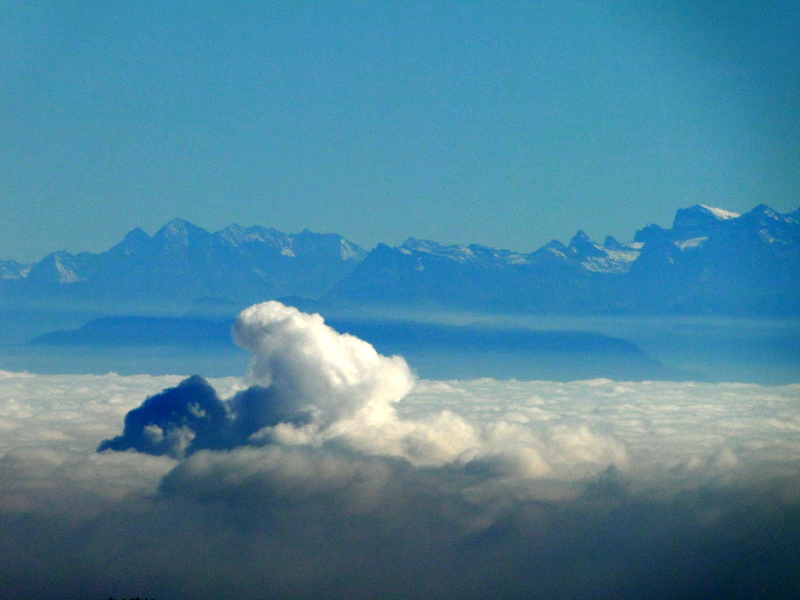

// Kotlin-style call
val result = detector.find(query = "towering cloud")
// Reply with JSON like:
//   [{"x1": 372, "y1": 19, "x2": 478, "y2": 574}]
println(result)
[
  {"x1": 233, "y1": 301, "x2": 415, "y2": 430},
  {"x1": 100, "y1": 302, "x2": 628, "y2": 477}
]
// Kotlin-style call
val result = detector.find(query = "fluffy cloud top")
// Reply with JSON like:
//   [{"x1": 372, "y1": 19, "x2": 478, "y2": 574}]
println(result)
[{"x1": 234, "y1": 301, "x2": 415, "y2": 427}]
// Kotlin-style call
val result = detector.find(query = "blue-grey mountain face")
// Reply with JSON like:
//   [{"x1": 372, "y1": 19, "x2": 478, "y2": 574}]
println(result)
[
  {"x1": 623, "y1": 205, "x2": 800, "y2": 314},
  {"x1": 0, "y1": 220, "x2": 367, "y2": 312},
  {"x1": 321, "y1": 237, "x2": 594, "y2": 312},
  {"x1": 325, "y1": 204, "x2": 800, "y2": 316}
]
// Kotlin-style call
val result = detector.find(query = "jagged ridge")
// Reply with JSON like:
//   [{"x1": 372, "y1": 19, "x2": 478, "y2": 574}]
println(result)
[
  {"x1": 1, "y1": 204, "x2": 798, "y2": 316},
  {"x1": 324, "y1": 204, "x2": 800, "y2": 315}
]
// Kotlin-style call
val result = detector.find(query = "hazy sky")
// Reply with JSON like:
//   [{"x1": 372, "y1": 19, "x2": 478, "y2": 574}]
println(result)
[{"x1": 1, "y1": 0, "x2": 798, "y2": 261}]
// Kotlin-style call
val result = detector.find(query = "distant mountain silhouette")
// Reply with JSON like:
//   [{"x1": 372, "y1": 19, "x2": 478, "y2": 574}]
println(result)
[
  {"x1": 0, "y1": 220, "x2": 366, "y2": 312},
  {"x1": 324, "y1": 204, "x2": 800, "y2": 316},
  {"x1": 29, "y1": 314, "x2": 683, "y2": 381},
  {"x1": 2, "y1": 204, "x2": 798, "y2": 317}
]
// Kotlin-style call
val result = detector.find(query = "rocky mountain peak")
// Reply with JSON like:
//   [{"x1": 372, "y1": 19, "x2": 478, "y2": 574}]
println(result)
[{"x1": 672, "y1": 205, "x2": 740, "y2": 237}]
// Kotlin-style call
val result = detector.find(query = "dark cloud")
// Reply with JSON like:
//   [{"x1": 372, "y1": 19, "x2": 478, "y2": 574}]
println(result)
[
  {"x1": 2, "y1": 445, "x2": 800, "y2": 599},
  {"x1": 227, "y1": 384, "x2": 313, "y2": 443},
  {"x1": 97, "y1": 374, "x2": 230, "y2": 457},
  {"x1": 97, "y1": 376, "x2": 314, "y2": 458}
]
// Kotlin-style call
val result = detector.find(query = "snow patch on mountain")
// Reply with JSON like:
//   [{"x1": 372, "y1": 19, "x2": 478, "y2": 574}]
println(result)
[
  {"x1": 675, "y1": 236, "x2": 709, "y2": 250},
  {"x1": 338, "y1": 239, "x2": 363, "y2": 261},
  {"x1": 399, "y1": 238, "x2": 529, "y2": 265},
  {"x1": 0, "y1": 260, "x2": 31, "y2": 280},
  {"x1": 565, "y1": 231, "x2": 641, "y2": 274},
  {"x1": 700, "y1": 205, "x2": 740, "y2": 220}
]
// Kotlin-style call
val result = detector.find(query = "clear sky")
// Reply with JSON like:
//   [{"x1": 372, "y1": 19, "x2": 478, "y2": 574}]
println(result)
[{"x1": 1, "y1": 0, "x2": 798, "y2": 262}]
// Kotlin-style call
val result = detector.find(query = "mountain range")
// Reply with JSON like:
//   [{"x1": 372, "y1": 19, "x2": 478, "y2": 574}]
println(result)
[
  {"x1": 0, "y1": 220, "x2": 365, "y2": 313},
  {"x1": 2, "y1": 203, "x2": 799, "y2": 318},
  {"x1": 326, "y1": 204, "x2": 800, "y2": 315}
]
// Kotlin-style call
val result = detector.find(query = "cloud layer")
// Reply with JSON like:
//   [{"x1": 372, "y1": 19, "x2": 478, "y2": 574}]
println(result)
[{"x1": 2, "y1": 302, "x2": 800, "y2": 598}]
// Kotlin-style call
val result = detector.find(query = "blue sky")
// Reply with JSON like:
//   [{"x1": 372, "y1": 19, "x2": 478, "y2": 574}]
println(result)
[{"x1": 1, "y1": 0, "x2": 798, "y2": 262}]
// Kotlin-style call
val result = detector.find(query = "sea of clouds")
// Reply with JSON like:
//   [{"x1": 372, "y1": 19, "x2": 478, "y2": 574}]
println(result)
[{"x1": 2, "y1": 302, "x2": 799, "y2": 599}]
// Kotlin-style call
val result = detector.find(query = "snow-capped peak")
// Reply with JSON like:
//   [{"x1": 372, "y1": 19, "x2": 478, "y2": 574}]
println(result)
[{"x1": 698, "y1": 205, "x2": 740, "y2": 220}]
